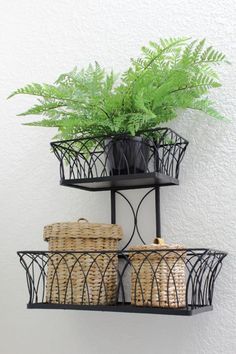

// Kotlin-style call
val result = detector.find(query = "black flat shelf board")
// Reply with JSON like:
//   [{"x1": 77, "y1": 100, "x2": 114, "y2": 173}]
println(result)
[
  {"x1": 27, "y1": 303, "x2": 213, "y2": 316},
  {"x1": 60, "y1": 172, "x2": 179, "y2": 191}
]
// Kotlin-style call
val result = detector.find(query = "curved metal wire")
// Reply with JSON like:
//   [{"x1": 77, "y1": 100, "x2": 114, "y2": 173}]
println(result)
[
  {"x1": 51, "y1": 128, "x2": 188, "y2": 184},
  {"x1": 116, "y1": 188, "x2": 156, "y2": 249},
  {"x1": 17, "y1": 249, "x2": 227, "y2": 311}
]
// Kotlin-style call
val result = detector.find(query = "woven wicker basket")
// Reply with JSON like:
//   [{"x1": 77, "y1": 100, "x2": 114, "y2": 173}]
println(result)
[
  {"x1": 129, "y1": 239, "x2": 186, "y2": 308},
  {"x1": 44, "y1": 218, "x2": 123, "y2": 305}
]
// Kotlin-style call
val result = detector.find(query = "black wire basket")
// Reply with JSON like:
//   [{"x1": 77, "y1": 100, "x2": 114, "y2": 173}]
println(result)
[
  {"x1": 18, "y1": 248, "x2": 226, "y2": 315},
  {"x1": 51, "y1": 128, "x2": 188, "y2": 191}
]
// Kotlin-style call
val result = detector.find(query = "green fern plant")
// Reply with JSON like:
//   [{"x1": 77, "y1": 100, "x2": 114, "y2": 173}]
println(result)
[{"x1": 9, "y1": 38, "x2": 228, "y2": 140}]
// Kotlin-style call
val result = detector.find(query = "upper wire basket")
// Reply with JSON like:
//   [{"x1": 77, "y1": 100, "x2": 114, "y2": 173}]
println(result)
[{"x1": 51, "y1": 128, "x2": 188, "y2": 190}]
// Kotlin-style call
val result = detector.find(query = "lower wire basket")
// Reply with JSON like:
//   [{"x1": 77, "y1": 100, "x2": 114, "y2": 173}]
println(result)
[{"x1": 17, "y1": 248, "x2": 227, "y2": 316}]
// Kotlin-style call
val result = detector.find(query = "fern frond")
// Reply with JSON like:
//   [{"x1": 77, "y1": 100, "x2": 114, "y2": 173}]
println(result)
[
  {"x1": 199, "y1": 46, "x2": 226, "y2": 63},
  {"x1": 18, "y1": 101, "x2": 65, "y2": 116},
  {"x1": 23, "y1": 119, "x2": 65, "y2": 127},
  {"x1": 149, "y1": 37, "x2": 189, "y2": 53},
  {"x1": 55, "y1": 66, "x2": 78, "y2": 86},
  {"x1": 192, "y1": 39, "x2": 206, "y2": 62},
  {"x1": 180, "y1": 39, "x2": 198, "y2": 65},
  {"x1": 8, "y1": 83, "x2": 74, "y2": 100},
  {"x1": 141, "y1": 37, "x2": 189, "y2": 70},
  {"x1": 189, "y1": 99, "x2": 226, "y2": 120}
]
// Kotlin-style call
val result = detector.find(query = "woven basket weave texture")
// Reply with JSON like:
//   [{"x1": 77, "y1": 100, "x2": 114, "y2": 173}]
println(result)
[
  {"x1": 44, "y1": 218, "x2": 123, "y2": 305},
  {"x1": 129, "y1": 243, "x2": 186, "y2": 308}
]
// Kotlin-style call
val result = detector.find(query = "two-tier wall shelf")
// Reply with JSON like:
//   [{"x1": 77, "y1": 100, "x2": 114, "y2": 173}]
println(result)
[{"x1": 18, "y1": 128, "x2": 227, "y2": 316}]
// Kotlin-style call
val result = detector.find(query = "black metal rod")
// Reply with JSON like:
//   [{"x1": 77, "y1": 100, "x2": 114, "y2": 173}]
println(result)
[
  {"x1": 155, "y1": 187, "x2": 161, "y2": 236},
  {"x1": 111, "y1": 190, "x2": 116, "y2": 224},
  {"x1": 27, "y1": 302, "x2": 213, "y2": 316}
]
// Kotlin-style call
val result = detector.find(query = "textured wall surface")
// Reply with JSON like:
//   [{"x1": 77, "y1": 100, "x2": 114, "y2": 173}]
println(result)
[{"x1": 0, "y1": 1, "x2": 236, "y2": 353}]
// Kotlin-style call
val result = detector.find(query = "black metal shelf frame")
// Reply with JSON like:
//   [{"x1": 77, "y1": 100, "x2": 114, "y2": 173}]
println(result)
[
  {"x1": 17, "y1": 128, "x2": 227, "y2": 315},
  {"x1": 18, "y1": 249, "x2": 227, "y2": 316}
]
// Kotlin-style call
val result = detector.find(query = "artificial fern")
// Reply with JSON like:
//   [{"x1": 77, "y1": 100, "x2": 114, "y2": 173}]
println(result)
[{"x1": 9, "y1": 38, "x2": 228, "y2": 140}]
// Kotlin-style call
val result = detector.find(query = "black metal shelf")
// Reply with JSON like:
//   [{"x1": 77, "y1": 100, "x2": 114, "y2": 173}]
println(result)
[
  {"x1": 61, "y1": 172, "x2": 179, "y2": 192},
  {"x1": 27, "y1": 302, "x2": 213, "y2": 316},
  {"x1": 17, "y1": 128, "x2": 228, "y2": 316},
  {"x1": 18, "y1": 249, "x2": 227, "y2": 316}
]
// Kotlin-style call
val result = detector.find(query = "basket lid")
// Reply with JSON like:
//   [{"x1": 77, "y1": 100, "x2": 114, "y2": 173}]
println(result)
[
  {"x1": 44, "y1": 218, "x2": 123, "y2": 241},
  {"x1": 129, "y1": 237, "x2": 184, "y2": 251}
]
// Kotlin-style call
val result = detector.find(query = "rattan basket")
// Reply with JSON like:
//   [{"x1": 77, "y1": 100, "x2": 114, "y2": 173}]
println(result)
[
  {"x1": 43, "y1": 218, "x2": 123, "y2": 305},
  {"x1": 129, "y1": 239, "x2": 186, "y2": 308}
]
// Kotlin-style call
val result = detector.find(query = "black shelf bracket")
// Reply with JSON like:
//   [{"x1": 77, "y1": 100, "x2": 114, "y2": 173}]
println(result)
[
  {"x1": 111, "y1": 190, "x2": 116, "y2": 224},
  {"x1": 155, "y1": 187, "x2": 161, "y2": 236},
  {"x1": 111, "y1": 186, "x2": 161, "y2": 246}
]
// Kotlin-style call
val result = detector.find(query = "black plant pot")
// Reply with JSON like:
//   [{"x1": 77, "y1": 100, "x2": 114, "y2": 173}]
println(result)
[{"x1": 105, "y1": 136, "x2": 150, "y2": 175}]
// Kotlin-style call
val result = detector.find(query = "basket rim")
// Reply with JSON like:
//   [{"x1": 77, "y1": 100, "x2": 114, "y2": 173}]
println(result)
[
  {"x1": 128, "y1": 244, "x2": 184, "y2": 251},
  {"x1": 43, "y1": 221, "x2": 123, "y2": 241},
  {"x1": 50, "y1": 127, "x2": 189, "y2": 145}
]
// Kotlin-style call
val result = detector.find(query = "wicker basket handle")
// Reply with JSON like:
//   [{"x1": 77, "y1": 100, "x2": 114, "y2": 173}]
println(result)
[
  {"x1": 77, "y1": 218, "x2": 89, "y2": 223},
  {"x1": 153, "y1": 237, "x2": 165, "y2": 245}
]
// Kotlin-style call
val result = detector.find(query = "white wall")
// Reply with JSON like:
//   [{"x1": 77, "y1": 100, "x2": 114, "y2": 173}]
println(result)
[{"x1": 0, "y1": 1, "x2": 236, "y2": 353}]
